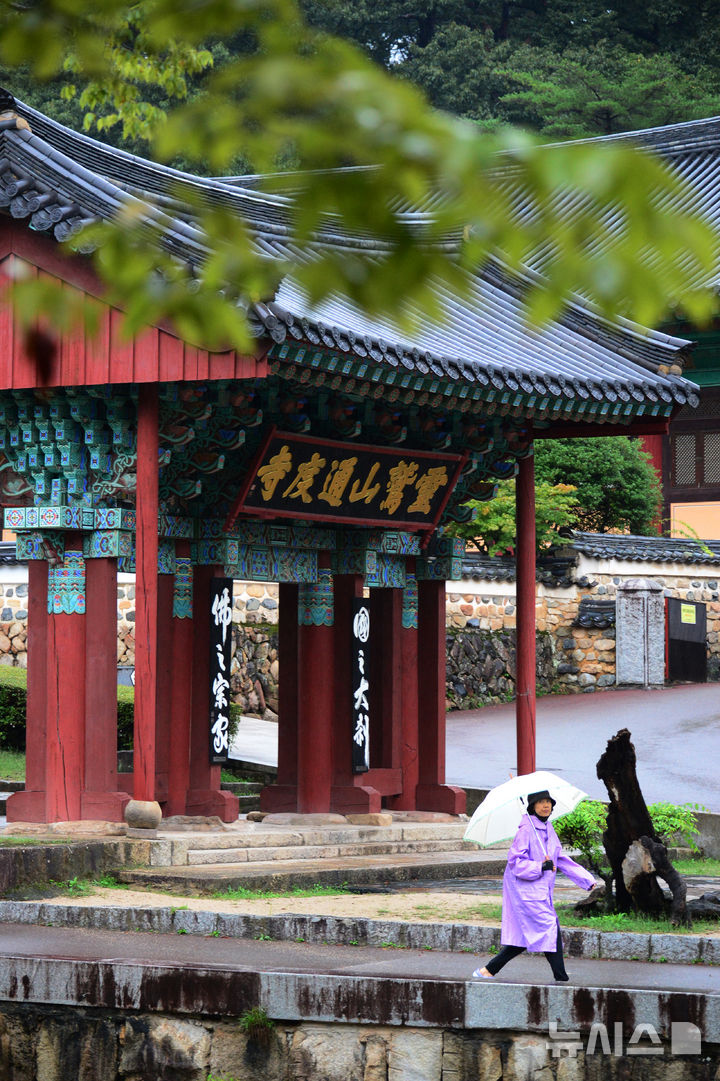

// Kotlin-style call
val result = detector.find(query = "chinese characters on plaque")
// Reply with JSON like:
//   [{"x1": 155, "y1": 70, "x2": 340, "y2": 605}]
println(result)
[
  {"x1": 351, "y1": 599, "x2": 371, "y2": 773},
  {"x1": 226, "y1": 430, "x2": 464, "y2": 533},
  {"x1": 209, "y1": 577, "x2": 233, "y2": 764}
]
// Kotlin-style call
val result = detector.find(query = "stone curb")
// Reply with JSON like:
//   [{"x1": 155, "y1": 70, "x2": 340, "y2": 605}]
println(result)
[
  {"x1": 0, "y1": 952, "x2": 717, "y2": 1040},
  {"x1": 0, "y1": 901, "x2": 716, "y2": 965}
]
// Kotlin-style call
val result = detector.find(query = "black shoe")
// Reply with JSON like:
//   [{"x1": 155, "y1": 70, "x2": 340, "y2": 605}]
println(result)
[{"x1": 555, "y1": 974, "x2": 570, "y2": 982}]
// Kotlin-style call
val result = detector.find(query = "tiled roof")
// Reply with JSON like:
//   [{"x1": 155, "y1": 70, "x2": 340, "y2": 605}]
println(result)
[
  {"x1": 460, "y1": 550, "x2": 576, "y2": 585},
  {"x1": 461, "y1": 531, "x2": 720, "y2": 581},
  {"x1": 571, "y1": 531, "x2": 720, "y2": 565},
  {"x1": 0, "y1": 90, "x2": 706, "y2": 419}
]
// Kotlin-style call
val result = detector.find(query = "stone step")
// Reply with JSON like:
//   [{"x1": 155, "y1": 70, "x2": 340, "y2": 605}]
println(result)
[
  {"x1": 147, "y1": 823, "x2": 471, "y2": 866},
  {"x1": 159, "y1": 822, "x2": 468, "y2": 851},
  {"x1": 118, "y1": 847, "x2": 507, "y2": 893},
  {"x1": 174, "y1": 838, "x2": 472, "y2": 867}
]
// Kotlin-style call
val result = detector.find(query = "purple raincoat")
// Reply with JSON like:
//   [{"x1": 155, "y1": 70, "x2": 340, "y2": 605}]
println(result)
[{"x1": 500, "y1": 813, "x2": 595, "y2": 952}]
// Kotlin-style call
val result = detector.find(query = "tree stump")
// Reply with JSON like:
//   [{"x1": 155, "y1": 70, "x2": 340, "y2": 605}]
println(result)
[{"x1": 596, "y1": 728, "x2": 665, "y2": 914}]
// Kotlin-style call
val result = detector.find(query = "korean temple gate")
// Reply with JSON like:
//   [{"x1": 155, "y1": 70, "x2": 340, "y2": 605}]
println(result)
[{"x1": 0, "y1": 92, "x2": 699, "y2": 823}]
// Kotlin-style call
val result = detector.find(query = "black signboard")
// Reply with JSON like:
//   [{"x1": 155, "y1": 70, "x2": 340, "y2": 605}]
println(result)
[
  {"x1": 209, "y1": 577, "x2": 233, "y2": 764},
  {"x1": 351, "y1": 598, "x2": 371, "y2": 773},
  {"x1": 225, "y1": 428, "x2": 466, "y2": 537},
  {"x1": 666, "y1": 597, "x2": 707, "y2": 683}
]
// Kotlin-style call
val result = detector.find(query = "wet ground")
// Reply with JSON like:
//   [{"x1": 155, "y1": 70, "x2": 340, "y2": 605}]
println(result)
[{"x1": 230, "y1": 684, "x2": 720, "y2": 812}]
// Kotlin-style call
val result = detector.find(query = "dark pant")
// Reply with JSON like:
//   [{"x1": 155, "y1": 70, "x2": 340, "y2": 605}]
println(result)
[{"x1": 485, "y1": 923, "x2": 568, "y2": 980}]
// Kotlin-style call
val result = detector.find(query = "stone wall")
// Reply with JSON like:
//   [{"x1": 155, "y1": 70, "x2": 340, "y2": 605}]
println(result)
[
  {"x1": 446, "y1": 627, "x2": 556, "y2": 708},
  {"x1": 0, "y1": 1006, "x2": 714, "y2": 1081},
  {"x1": 450, "y1": 553, "x2": 720, "y2": 695},
  {"x1": 0, "y1": 578, "x2": 28, "y2": 668}
]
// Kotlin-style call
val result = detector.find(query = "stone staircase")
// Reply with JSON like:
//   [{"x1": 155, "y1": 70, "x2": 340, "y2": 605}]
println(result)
[{"x1": 118, "y1": 819, "x2": 509, "y2": 893}]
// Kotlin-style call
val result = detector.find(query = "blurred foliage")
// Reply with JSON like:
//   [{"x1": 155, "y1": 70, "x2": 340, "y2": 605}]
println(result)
[
  {"x1": 446, "y1": 478, "x2": 579, "y2": 556},
  {"x1": 0, "y1": 0, "x2": 717, "y2": 349}
]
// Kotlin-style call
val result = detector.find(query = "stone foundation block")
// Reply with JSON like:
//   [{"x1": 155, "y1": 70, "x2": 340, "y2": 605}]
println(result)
[{"x1": 649, "y1": 933, "x2": 703, "y2": 963}]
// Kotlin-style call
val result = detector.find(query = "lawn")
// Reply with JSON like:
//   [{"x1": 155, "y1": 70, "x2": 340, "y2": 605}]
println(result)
[{"x1": 0, "y1": 749, "x2": 24, "y2": 781}]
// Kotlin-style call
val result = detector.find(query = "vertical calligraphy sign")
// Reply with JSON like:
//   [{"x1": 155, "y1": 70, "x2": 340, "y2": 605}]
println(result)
[
  {"x1": 209, "y1": 577, "x2": 233, "y2": 764},
  {"x1": 351, "y1": 599, "x2": 371, "y2": 773}
]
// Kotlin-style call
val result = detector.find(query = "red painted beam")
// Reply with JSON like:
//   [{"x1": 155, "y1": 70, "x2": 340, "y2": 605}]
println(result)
[{"x1": 515, "y1": 454, "x2": 537, "y2": 776}]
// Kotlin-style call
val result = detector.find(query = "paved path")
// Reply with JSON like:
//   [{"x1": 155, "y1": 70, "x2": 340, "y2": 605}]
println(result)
[
  {"x1": 0, "y1": 922, "x2": 716, "y2": 995},
  {"x1": 231, "y1": 684, "x2": 720, "y2": 811},
  {"x1": 446, "y1": 683, "x2": 720, "y2": 810}
]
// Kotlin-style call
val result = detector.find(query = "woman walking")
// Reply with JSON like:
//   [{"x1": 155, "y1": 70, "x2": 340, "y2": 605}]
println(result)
[{"x1": 474, "y1": 789, "x2": 598, "y2": 981}]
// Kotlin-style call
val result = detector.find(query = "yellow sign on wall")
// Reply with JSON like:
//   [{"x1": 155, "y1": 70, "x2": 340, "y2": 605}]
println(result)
[{"x1": 681, "y1": 603, "x2": 696, "y2": 624}]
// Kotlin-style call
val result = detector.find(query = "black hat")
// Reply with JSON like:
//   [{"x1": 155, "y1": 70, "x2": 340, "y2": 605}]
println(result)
[{"x1": 527, "y1": 790, "x2": 556, "y2": 812}]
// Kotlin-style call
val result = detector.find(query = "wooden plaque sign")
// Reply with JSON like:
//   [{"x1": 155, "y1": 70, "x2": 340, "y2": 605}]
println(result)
[
  {"x1": 351, "y1": 598, "x2": 371, "y2": 773},
  {"x1": 225, "y1": 428, "x2": 466, "y2": 537},
  {"x1": 209, "y1": 577, "x2": 233, "y2": 764}
]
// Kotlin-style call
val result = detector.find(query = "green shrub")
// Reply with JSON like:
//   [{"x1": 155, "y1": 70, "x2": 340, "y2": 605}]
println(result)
[
  {"x1": 647, "y1": 801, "x2": 706, "y2": 852},
  {"x1": 0, "y1": 666, "x2": 29, "y2": 751},
  {"x1": 554, "y1": 799, "x2": 609, "y2": 875}
]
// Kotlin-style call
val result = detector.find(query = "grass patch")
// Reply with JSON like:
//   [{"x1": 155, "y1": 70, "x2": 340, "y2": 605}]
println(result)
[
  {"x1": 0, "y1": 748, "x2": 25, "y2": 781},
  {"x1": 556, "y1": 905, "x2": 719, "y2": 935},
  {"x1": 409, "y1": 901, "x2": 503, "y2": 922},
  {"x1": 0, "y1": 836, "x2": 75, "y2": 846},
  {"x1": 673, "y1": 858, "x2": 720, "y2": 876},
  {"x1": 210, "y1": 882, "x2": 349, "y2": 901}
]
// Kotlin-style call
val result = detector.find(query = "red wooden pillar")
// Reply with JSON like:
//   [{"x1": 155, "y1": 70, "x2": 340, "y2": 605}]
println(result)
[
  {"x1": 45, "y1": 538, "x2": 87, "y2": 821},
  {"x1": 7, "y1": 560, "x2": 48, "y2": 822},
  {"x1": 134, "y1": 383, "x2": 159, "y2": 802},
  {"x1": 154, "y1": 571, "x2": 174, "y2": 806},
  {"x1": 386, "y1": 570, "x2": 419, "y2": 810},
  {"x1": 166, "y1": 545, "x2": 193, "y2": 816},
  {"x1": 186, "y1": 564, "x2": 239, "y2": 821},
  {"x1": 82, "y1": 555, "x2": 129, "y2": 821},
  {"x1": 640, "y1": 434, "x2": 665, "y2": 533},
  {"x1": 330, "y1": 573, "x2": 381, "y2": 813},
  {"x1": 415, "y1": 578, "x2": 465, "y2": 814},
  {"x1": 261, "y1": 582, "x2": 300, "y2": 812},
  {"x1": 297, "y1": 561, "x2": 334, "y2": 812},
  {"x1": 516, "y1": 453, "x2": 537, "y2": 776},
  {"x1": 369, "y1": 588, "x2": 403, "y2": 770}
]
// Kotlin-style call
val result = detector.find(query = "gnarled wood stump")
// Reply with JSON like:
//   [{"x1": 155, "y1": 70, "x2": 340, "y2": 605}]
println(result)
[{"x1": 597, "y1": 728, "x2": 689, "y2": 925}]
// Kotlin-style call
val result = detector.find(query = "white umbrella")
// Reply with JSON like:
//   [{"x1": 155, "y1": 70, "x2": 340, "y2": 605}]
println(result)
[{"x1": 463, "y1": 770, "x2": 589, "y2": 848}]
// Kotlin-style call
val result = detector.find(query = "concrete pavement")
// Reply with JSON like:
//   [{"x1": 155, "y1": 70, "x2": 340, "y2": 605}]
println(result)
[
  {"x1": 0, "y1": 922, "x2": 717, "y2": 1035},
  {"x1": 230, "y1": 683, "x2": 720, "y2": 811}
]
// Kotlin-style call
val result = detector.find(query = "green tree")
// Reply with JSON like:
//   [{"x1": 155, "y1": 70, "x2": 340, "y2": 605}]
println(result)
[
  {"x1": 534, "y1": 437, "x2": 662, "y2": 534},
  {"x1": 446, "y1": 479, "x2": 580, "y2": 555},
  {"x1": 301, "y1": 1, "x2": 720, "y2": 135},
  {"x1": 498, "y1": 44, "x2": 720, "y2": 137}
]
